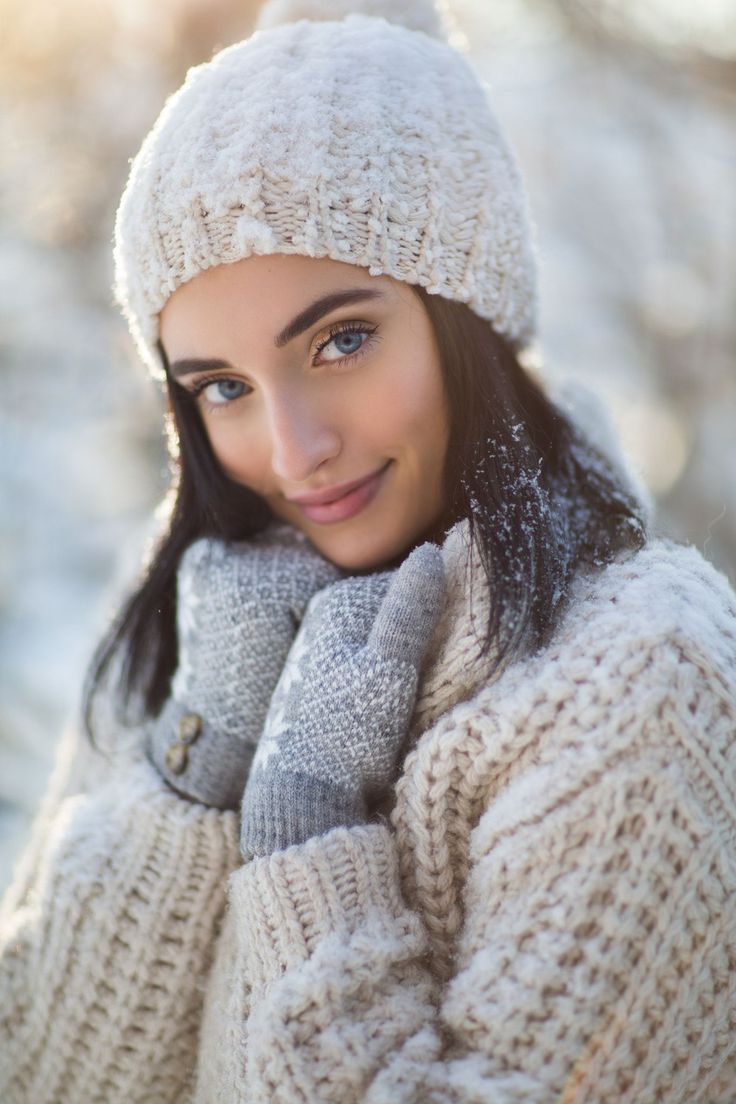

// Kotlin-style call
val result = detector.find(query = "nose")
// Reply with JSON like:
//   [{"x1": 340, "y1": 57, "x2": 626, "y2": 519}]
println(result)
[{"x1": 267, "y1": 388, "x2": 342, "y2": 484}]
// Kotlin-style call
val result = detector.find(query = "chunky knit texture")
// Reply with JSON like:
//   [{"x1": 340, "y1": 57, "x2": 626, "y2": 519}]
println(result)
[
  {"x1": 1, "y1": 525, "x2": 735, "y2": 1102},
  {"x1": 113, "y1": 0, "x2": 538, "y2": 380}
]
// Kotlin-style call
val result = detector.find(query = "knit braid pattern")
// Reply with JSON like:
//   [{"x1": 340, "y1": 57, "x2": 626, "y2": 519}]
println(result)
[
  {"x1": 195, "y1": 537, "x2": 736, "y2": 1103},
  {"x1": 0, "y1": 757, "x2": 241, "y2": 1103},
  {"x1": 2, "y1": 528, "x2": 735, "y2": 1103},
  {"x1": 394, "y1": 540, "x2": 736, "y2": 981}
]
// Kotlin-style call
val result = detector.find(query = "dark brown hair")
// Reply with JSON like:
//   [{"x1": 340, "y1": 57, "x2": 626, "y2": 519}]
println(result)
[{"x1": 80, "y1": 286, "x2": 645, "y2": 741}]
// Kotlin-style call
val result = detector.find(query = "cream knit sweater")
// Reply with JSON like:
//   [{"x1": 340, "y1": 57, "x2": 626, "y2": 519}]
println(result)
[{"x1": 1, "y1": 524, "x2": 735, "y2": 1103}]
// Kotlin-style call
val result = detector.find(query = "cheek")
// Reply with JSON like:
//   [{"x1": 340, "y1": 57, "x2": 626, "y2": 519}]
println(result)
[
  {"x1": 375, "y1": 352, "x2": 448, "y2": 457},
  {"x1": 204, "y1": 420, "x2": 268, "y2": 489}
]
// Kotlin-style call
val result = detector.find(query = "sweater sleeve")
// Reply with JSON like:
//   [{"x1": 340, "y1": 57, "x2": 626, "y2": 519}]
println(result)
[
  {"x1": 195, "y1": 707, "x2": 736, "y2": 1102},
  {"x1": 0, "y1": 723, "x2": 241, "y2": 1104}
]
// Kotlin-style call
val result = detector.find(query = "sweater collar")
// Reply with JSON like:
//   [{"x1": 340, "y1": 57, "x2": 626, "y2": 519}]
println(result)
[
  {"x1": 408, "y1": 378, "x2": 653, "y2": 739},
  {"x1": 408, "y1": 516, "x2": 499, "y2": 742}
]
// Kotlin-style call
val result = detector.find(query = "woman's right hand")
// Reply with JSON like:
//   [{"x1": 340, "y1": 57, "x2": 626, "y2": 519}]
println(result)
[{"x1": 146, "y1": 522, "x2": 344, "y2": 809}]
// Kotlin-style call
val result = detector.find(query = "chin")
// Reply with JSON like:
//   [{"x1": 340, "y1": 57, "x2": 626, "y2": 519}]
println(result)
[{"x1": 304, "y1": 526, "x2": 416, "y2": 574}]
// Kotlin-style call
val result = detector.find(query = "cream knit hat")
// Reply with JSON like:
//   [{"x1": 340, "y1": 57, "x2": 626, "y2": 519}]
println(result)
[{"x1": 113, "y1": 0, "x2": 539, "y2": 381}]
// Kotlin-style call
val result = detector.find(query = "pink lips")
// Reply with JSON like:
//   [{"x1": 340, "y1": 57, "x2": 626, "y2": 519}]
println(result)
[{"x1": 293, "y1": 462, "x2": 391, "y2": 524}]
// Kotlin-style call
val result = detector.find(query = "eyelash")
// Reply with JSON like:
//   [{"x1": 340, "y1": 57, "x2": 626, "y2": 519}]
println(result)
[{"x1": 183, "y1": 321, "x2": 379, "y2": 413}]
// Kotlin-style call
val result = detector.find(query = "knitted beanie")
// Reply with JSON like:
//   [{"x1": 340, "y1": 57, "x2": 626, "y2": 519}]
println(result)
[{"x1": 113, "y1": 0, "x2": 539, "y2": 381}]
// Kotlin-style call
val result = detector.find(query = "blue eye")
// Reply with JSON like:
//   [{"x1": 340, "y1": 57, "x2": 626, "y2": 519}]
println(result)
[
  {"x1": 184, "y1": 321, "x2": 378, "y2": 414},
  {"x1": 315, "y1": 322, "x2": 378, "y2": 364},
  {"x1": 188, "y1": 376, "x2": 250, "y2": 409},
  {"x1": 203, "y1": 379, "x2": 246, "y2": 406},
  {"x1": 322, "y1": 330, "x2": 364, "y2": 359}
]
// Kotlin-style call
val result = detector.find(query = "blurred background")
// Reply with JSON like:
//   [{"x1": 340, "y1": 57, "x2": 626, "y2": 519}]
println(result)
[{"x1": 1, "y1": 0, "x2": 734, "y2": 890}]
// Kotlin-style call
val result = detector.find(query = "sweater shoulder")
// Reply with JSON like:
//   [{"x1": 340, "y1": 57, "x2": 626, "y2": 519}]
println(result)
[
  {"x1": 554, "y1": 538, "x2": 736, "y2": 677},
  {"x1": 449, "y1": 541, "x2": 736, "y2": 850},
  {"x1": 453, "y1": 538, "x2": 736, "y2": 778}
]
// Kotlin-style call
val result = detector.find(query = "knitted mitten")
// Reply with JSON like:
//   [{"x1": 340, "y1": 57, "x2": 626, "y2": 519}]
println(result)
[
  {"x1": 240, "y1": 542, "x2": 446, "y2": 859},
  {"x1": 147, "y1": 523, "x2": 344, "y2": 809}
]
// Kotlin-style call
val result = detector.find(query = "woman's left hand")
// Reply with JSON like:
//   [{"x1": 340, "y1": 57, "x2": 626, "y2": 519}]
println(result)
[{"x1": 240, "y1": 542, "x2": 446, "y2": 860}]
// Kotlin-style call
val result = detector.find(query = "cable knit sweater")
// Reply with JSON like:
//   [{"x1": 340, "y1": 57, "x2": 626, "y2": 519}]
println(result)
[{"x1": 1, "y1": 523, "x2": 735, "y2": 1103}]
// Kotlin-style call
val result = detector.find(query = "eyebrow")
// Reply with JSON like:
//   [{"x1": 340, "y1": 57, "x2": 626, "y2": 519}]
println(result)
[{"x1": 167, "y1": 287, "x2": 385, "y2": 378}]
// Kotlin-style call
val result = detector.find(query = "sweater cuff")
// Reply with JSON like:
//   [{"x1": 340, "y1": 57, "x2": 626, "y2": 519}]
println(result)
[{"x1": 231, "y1": 823, "x2": 405, "y2": 991}]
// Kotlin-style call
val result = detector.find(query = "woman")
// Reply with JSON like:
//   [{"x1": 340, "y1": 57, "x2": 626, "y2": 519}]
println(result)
[{"x1": 1, "y1": 1, "x2": 734, "y2": 1101}]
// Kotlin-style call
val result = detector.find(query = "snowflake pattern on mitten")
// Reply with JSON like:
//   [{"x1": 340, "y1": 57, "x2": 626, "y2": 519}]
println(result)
[{"x1": 241, "y1": 543, "x2": 447, "y2": 857}]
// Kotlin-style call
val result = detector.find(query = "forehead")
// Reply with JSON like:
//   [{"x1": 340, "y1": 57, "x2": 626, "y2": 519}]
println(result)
[
  {"x1": 164, "y1": 254, "x2": 393, "y2": 315},
  {"x1": 159, "y1": 254, "x2": 412, "y2": 355}
]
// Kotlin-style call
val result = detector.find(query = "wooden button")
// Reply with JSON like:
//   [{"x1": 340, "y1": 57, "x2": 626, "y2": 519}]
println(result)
[
  {"x1": 178, "y1": 713, "x2": 202, "y2": 744},
  {"x1": 165, "y1": 742, "x2": 189, "y2": 775}
]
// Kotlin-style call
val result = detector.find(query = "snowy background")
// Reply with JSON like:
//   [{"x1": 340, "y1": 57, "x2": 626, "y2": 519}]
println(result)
[{"x1": 1, "y1": 0, "x2": 735, "y2": 890}]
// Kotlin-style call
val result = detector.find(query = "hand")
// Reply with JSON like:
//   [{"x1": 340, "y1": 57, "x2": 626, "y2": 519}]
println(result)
[
  {"x1": 147, "y1": 522, "x2": 345, "y2": 808},
  {"x1": 240, "y1": 542, "x2": 447, "y2": 859}
]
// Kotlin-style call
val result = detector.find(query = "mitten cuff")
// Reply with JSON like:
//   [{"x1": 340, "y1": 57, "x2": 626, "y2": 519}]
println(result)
[
  {"x1": 146, "y1": 700, "x2": 256, "y2": 811},
  {"x1": 240, "y1": 771, "x2": 368, "y2": 860}
]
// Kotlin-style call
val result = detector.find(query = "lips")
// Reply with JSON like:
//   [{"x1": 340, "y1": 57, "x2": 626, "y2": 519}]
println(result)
[
  {"x1": 288, "y1": 465, "x2": 387, "y2": 507},
  {"x1": 292, "y1": 461, "x2": 391, "y2": 524}
]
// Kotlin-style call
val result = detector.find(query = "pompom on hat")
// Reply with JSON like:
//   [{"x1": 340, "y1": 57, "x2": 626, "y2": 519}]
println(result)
[{"x1": 113, "y1": 0, "x2": 539, "y2": 381}]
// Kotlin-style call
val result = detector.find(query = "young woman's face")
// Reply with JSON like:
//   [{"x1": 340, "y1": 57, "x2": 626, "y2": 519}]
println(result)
[{"x1": 160, "y1": 253, "x2": 450, "y2": 571}]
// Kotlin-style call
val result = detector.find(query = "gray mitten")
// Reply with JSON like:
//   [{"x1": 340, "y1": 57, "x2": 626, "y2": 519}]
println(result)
[
  {"x1": 240, "y1": 542, "x2": 446, "y2": 858},
  {"x1": 147, "y1": 522, "x2": 344, "y2": 808}
]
